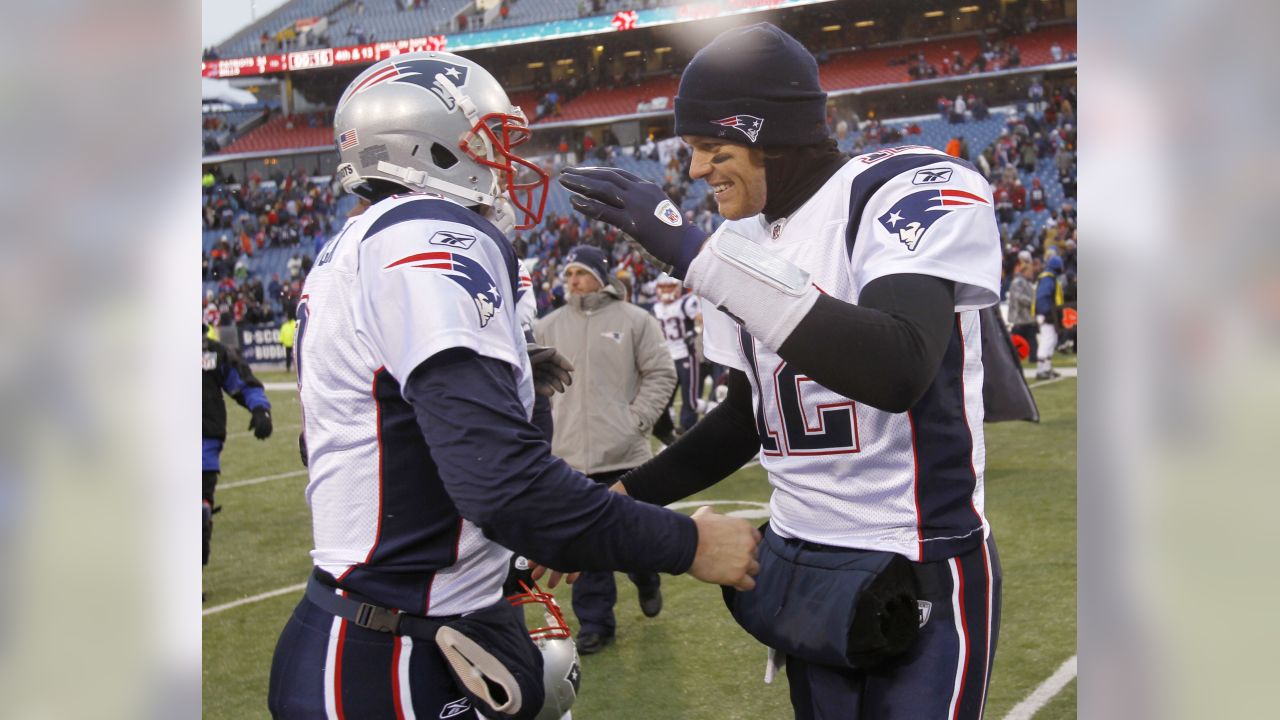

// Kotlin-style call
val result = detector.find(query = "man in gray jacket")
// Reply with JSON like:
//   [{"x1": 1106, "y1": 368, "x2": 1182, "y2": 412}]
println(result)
[{"x1": 534, "y1": 244, "x2": 677, "y2": 655}]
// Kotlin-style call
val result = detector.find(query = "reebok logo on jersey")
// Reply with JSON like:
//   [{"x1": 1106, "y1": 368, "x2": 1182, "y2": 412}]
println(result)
[
  {"x1": 655, "y1": 199, "x2": 682, "y2": 227},
  {"x1": 912, "y1": 167, "x2": 953, "y2": 185},
  {"x1": 877, "y1": 188, "x2": 990, "y2": 251},
  {"x1": 384, "y1": 251, "x2": 503, "y2": 327},
  {"x1": 712, "y1": 114, "x2": 763, "y2": 143},
  {"x1": 429, "y1": 230, "x2": 477, "y2": 250},
  {"x1": 439, "y1": 697, "x2": 471, "y2": 718}
]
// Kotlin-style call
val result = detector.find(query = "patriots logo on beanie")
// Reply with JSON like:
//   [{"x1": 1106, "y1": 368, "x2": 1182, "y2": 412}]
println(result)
[
  {"x1": 712, "y1": 115, "x2": 764, "y2": 143},
  {"x1": 675, "y1": 22, "x2": 828, "y2": 146}
]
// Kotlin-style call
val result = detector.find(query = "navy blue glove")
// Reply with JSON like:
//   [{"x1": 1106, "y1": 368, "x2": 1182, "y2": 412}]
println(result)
[
  {"x1": 249, "y1": 407, "x2": 273, "y2": 440},
  {"x1": 558, "y1": 167, "x2": 707, "y2": 278}
]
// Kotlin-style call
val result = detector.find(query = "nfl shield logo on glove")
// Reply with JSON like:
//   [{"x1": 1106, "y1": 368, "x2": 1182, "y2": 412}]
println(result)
[{"x1": 654, "y1": 199, "x2": 683, "y2": 227}]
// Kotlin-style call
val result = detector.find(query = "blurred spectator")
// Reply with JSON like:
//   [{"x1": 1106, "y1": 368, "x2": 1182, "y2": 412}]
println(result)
[
  {"x1": 1029, "y1": 178, "x2": 1046, "y2": 212},
  {"x1": 1008, "y1": 255, "x2": 1038, "y2": 361},
  {"x1": 1028, "y1": 78, "x2": 1045, "y2": 115}
]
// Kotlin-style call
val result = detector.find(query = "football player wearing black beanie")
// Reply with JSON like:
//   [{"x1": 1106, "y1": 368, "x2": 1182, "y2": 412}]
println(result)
[{"x1": 560, "y1": 22, "x2": 1005, "y2": 720}]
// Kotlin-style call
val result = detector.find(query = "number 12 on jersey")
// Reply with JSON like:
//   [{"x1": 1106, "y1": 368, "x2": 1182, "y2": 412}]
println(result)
[{"x1": 738, "y1": 328, "x2": 860, "y2": 457}]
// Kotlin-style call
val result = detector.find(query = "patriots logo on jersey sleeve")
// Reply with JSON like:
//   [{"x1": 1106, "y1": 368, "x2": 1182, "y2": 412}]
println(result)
[
  {"x1": 385, "y1": 251, "x2": 503, "y2": 327},
  {"x1": 712, "y1": 115, "x2": 763, "y2": 143},
  {"x1": 345, "y1": 58, "x2": 470, "y2": 111},
  {"x1": 877, "y1": 188, "x2": 990, "y2": 251}
]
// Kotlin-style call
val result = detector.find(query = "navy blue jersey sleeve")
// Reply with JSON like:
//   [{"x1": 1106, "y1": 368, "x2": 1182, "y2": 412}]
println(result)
[
  {"x1": 404, "y1": 349, "x2": 697, "y2": 574},
  {"x1": 620, "y1": 369, "x2": 759, "y2": 506},
  {"x1": 778, "y1": 273, "x2": 956, "y2": 413},
  {"x1": 220, "y1": 347, "x2": 270, "y2": 411}
]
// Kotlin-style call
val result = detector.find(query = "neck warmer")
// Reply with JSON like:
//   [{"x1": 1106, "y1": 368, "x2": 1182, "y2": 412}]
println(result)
[{"x1": 762, "y1": 140, "x2": 850, "y2": 223}]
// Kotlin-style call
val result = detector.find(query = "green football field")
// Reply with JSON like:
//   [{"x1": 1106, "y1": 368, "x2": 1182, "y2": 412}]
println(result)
[{"x1": 203, "y1": 371, "x2": 1076, "y2": 719}]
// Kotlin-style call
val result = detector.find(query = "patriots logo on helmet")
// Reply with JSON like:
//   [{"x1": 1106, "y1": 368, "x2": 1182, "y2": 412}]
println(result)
[
  {"x1": 712, "y1": 115, "x2": 764, "y2": 143},
  {"x1": 384, "y1": 251, "x2": 503, "y2": 327},
  {"x1": 347, "y1": 58, "x2": 471, "y2": 112},
  {"x1": 877, "y1": 188, "x2": 990, "y2": 251}
]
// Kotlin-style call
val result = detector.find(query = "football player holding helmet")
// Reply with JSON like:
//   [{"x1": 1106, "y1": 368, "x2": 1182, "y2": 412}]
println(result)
[{"x1": 507, "y1": 579, "x2": 580, "y2": 720}]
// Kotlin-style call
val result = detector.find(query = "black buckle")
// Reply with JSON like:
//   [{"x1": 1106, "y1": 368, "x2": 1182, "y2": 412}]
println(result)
[{"x1": 354, "y1": 602, "x2": 403, "y2": 634}]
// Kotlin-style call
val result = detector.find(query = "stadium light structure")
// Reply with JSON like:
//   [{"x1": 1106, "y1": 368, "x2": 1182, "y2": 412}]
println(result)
[
  {"x1": 822, "y1": 24, "x2": 841, "y2": 31},
  {"x1": 924, "y1": 10, "x2": 946, "y2": 18},
  {"x1": 959, "y1": 5, "x2": 981, "y2": 12},
  {"x1": 855, "y1": 20, "x2": 875, "y2": 27}
]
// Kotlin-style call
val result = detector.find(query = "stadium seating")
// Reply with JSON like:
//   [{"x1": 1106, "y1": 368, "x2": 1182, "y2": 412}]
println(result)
[
  {"x1": 819, "y1": 24, "x2": 1075, "y2": 91},
  {"x1": 327, "y1": 0, "x2": 470, "y2": 45},
  {"x1": 543, "y1": 76, "x2": 680, "y2": 123},
  {"x1": 211, "y1": 24, "x2": 1074, "y2": 155},
  {"x1": 500, "y1": 0, "x2": 583, "y2": 29},
  {"x1": 216, "y1": 0, "x2": 350, "y2": 59},
  {"x1": 220, "y1": 114, "x2": 335, "y2": 154}
]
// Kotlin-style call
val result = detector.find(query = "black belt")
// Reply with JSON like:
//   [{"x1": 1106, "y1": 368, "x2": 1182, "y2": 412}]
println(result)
[{"x1": 305, "y1": 573, "x2": 443, "y2": 638}]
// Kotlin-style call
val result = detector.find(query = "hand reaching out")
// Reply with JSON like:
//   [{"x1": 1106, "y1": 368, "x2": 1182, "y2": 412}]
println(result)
[{"x1": 687, "y1": 506, "x2": 762, "y2": 591}]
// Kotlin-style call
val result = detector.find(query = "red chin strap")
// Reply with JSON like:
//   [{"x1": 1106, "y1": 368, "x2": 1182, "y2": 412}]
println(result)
[{"x1": 459, "y1": 112, "x2": 549, "y2": 230}]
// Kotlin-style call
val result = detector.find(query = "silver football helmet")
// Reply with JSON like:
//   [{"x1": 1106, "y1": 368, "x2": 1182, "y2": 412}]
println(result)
[
  {"x1": 507, "y1": 579, "x2": 580, "y2": 720},
  {"x1": 333, "y1": 51, "x2": 548, "y2": 229}
]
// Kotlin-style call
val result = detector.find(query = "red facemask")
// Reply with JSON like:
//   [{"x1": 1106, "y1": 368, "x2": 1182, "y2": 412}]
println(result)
[{"x1": 459, "y1": 112, "x2": 549, "y2": 230}]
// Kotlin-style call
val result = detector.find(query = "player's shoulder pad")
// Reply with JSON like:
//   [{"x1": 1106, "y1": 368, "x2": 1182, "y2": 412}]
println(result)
[
  {"x1": 360, "y1": 194, "x2": 519, "y2": 295},
  {"x1": 844, "y1": 150, "x2": 982, "y2": 257}
]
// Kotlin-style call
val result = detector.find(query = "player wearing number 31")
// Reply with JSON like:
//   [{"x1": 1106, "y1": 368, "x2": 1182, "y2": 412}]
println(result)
[{"x1": 561, "y1": 23, "x2": 1003, "y2": 720}]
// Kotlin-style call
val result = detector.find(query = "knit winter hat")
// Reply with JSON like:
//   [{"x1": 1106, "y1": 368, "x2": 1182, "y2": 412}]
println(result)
[
  {"x1": 562, "y1": 245, "x2": 610, "y2": 288},
  {"x1": 675, "y1": 22, "x2": 828, "y2": 146}
]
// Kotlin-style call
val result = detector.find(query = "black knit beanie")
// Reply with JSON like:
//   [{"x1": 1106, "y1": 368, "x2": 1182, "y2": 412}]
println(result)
[{"x1": 675, "y1": 23, "x2": 829, "y2": 146}]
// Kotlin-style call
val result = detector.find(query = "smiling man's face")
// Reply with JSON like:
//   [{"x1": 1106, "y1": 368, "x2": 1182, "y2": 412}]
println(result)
[{"x1": 683, "y1": 136, "x2": 766, "y2": 220}]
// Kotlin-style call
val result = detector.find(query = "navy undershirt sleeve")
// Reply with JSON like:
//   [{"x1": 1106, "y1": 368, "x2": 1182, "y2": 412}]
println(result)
[
  {"x1": 405, "y1": 349, "x2": 697, "y2": 574},
  {"x1": 777, "y1": 273, "x2": 956, "y2": 413},
  {"x1": 619, "y1": 369, "x2": 759, "y2": 506}
]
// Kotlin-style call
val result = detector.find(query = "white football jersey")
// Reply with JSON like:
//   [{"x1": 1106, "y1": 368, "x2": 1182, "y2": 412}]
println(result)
[
  {"x1": 652, "y1": 294, "x2": 701, "y2": 361},
  {"x1": 297, "y1": 193, "x2": 532, "y2": 615},
  {"x1": 701, "y1": 147, "x2": 1001, "y2": 562}
]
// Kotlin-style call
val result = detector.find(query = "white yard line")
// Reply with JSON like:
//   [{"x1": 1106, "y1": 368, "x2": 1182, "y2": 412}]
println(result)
[
  {"x1": 203, "y1": 583, "x2": 307, "y2": 616},
  {"x1": 220, "y1": 469, "x2": 308, "y2": 490},
  {"x1": 1003, "y1": 655, "x2": 1077, "y2": 720}
]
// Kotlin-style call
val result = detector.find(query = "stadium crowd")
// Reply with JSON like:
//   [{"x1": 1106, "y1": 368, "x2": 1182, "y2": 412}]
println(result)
[{"x1": 202, "y1": 77, "x2": 1077, "y2": 374}]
